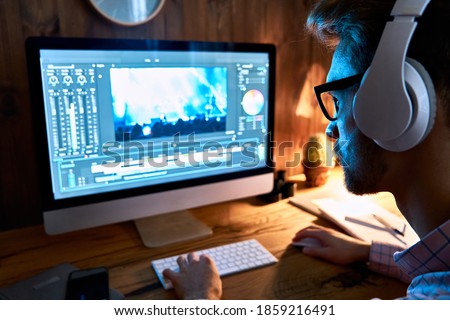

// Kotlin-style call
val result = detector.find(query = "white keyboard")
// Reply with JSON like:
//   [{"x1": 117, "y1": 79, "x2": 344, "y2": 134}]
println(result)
[{"x1": 151, "y1": 239, "x2": 278, "y2": 290}]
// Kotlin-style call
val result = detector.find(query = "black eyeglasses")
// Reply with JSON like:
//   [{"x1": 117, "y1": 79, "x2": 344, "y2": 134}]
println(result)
[{"x1": 314, "y1": 73, "x2": 364, "y2": 121}]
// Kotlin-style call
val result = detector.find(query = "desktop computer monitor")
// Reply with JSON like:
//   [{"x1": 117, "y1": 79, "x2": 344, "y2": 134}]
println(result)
[{"x1": 26, "y1": 37, "x2": 275, "y2": 247}]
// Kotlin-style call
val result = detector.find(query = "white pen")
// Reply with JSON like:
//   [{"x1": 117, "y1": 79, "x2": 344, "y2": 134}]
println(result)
[{"x1": 372, "y1": 214, "x2": 405, "y2": 236}]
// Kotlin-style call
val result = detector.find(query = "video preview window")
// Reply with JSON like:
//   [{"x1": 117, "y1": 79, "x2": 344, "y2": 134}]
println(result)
[{"x1": 110, "y1": 67, "x2": 228, "y2": 140}]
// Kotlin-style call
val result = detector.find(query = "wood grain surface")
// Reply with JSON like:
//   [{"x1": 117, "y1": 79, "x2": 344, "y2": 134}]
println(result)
[{"x1": 0, "y1": 170, "x2": 408, "y2": 300}]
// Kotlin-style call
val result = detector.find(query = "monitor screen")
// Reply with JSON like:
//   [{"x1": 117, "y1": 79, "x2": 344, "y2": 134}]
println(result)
[{"x1": 26, "y1": 37, "x2": 275, "y2": 243}]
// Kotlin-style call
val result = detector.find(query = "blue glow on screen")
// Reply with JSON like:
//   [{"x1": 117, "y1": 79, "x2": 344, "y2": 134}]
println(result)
[{"x1": 111, "y1": 67, "x2": 228, "y2": 139}]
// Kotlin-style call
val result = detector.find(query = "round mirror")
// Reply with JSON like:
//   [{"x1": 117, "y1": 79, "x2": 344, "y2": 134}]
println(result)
[{"x1": 89, "y1": 0, "x2": 165, "y2": 26}]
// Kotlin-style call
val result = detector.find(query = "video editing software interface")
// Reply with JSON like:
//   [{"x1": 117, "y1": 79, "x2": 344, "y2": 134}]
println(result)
[{"x1": 38, "y1": 46, "x2": 271, "y2": 200}]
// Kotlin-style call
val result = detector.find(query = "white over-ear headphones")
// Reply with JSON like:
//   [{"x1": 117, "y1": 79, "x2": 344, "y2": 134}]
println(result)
[{"x1": 353, "y1": 0, "x2": 436, "y2": 152}]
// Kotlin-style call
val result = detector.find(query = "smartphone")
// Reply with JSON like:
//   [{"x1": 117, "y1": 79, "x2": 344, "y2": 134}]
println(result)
[{"x1": 65, "y1": 267, "x2": 110, "y2": 300}]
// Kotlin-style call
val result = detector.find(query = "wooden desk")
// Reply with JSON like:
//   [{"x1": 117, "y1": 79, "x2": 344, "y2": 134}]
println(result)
[{"x1": 0, "y1": 170, "x2": 408, "y2": 300}]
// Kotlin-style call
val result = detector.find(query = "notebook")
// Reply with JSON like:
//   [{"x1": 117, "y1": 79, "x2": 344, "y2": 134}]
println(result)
[{"x1": 290, "y1": 194, "x2": 419, "y2": 248}]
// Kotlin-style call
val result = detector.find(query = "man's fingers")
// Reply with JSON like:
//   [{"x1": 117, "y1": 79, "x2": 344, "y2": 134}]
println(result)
[
  {"x1": 162, "y1": 268, "x2": 177, "y2": 280},
  {"x1": 177, "y1": 255, "x2": 189, "y2": 271},
  {"x1": 187, "y1": 252, "x2": 198, "y2": 263}
]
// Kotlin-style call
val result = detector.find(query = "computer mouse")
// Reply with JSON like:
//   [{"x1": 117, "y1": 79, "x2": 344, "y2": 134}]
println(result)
[{"x1": 291, "y1": 237, "x2": 322, "y2": 248}]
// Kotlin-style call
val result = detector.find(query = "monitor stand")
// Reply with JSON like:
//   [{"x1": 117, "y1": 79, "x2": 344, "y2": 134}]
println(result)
[{"x1": 134, "y1": 210, "x2": 213, "y2": 248}]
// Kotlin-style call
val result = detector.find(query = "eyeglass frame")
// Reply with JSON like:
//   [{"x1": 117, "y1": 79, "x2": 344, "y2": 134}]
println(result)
[{"x1": 313, "y1": 73, "x2": 364, "y2": 121}]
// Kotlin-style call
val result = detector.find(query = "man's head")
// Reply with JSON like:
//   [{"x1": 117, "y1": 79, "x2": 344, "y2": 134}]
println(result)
[{"x1": 307, "y1": 0, "x2": 450, "y2": 194}]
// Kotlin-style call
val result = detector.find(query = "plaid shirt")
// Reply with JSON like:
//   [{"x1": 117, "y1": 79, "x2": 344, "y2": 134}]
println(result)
[{"x1": 368, "y1": 219, "x2": 450, "y2": 299}]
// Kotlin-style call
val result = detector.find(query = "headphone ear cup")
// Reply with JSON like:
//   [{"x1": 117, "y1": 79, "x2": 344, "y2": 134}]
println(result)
[
  {"x1": 373, "y1": 58, "x2": 436, "y2": 152},
  {"x1": 406, "y1": 58, "x2": 436, "y2": 138}
]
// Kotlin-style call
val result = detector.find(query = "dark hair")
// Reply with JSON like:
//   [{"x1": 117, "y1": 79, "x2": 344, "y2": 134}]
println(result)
[{"x1": 306, "y1": 0, "x2": 450, "y2": 125}]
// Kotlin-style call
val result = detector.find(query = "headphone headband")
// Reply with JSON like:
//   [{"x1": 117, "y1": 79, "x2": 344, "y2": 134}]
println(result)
[{"x1": 391, "y1": 0, "x2": 431, "y2": 16}]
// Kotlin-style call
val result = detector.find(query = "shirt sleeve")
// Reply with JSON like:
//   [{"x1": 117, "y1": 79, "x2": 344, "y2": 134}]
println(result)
[{"x1": 368, "y1": 241, "x2": 410, "y2": 283}]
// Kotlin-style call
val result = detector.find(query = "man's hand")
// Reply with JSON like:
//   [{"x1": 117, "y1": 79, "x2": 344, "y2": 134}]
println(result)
[
  {"x1": 163, "y1": 252, "x2": 222, "y2": 300},
  {"x1": 292, "y1": 225, "x2": 371, "y2": 265}
]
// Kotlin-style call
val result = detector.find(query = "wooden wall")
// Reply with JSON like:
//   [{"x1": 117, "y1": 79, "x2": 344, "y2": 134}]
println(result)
[{"x1": 0, "y1": 0, "x2": 331, "y2": 230}]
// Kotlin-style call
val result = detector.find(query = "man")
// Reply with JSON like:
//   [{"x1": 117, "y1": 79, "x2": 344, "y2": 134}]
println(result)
[
  {"x1": 293, "y1": 0, "x2": 450, "y2": 299},
  {"x1": 165, "y1": 0, "x2": 450, "y2": 299}
]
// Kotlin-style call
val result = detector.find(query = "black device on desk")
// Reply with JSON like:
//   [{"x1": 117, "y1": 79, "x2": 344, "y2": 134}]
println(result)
[
  {"x1": 66, "y1": 267, "x2": 109, "y2": 300},
  {"x1": 0, "y1": 263, "x2": 123, "y2": 300}
]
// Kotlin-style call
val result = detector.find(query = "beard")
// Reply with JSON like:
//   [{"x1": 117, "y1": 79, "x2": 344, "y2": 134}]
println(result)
[{"x1": 335, "y1": 129, "x2": 387, "y2": 195}]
